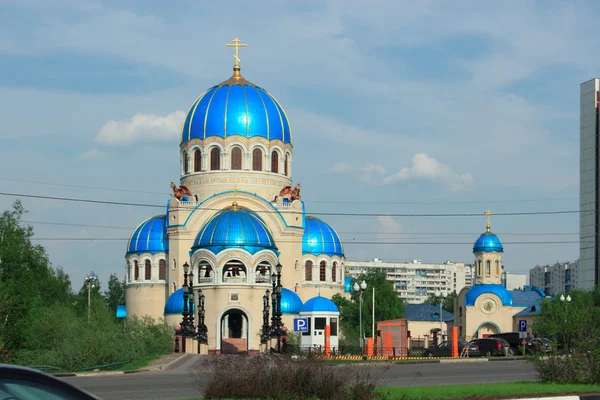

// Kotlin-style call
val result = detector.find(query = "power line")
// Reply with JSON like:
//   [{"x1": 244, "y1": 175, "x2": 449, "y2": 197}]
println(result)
[{"x1": 0, "y1": 191, "x2": 590, "y2": 218}]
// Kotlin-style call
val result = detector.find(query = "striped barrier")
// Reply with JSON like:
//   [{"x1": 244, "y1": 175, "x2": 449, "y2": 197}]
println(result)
[{"x1": 315, "y1": 355, "x2": 457, "y2": 361}]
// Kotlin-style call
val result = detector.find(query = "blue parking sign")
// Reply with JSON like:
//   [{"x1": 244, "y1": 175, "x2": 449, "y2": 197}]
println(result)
[
  {"x1": 294, "y1": 318, "x2": 308, "y2": 332},
  {"x1": 518, "y1": 320, "x2": 527, "y2": 332}
]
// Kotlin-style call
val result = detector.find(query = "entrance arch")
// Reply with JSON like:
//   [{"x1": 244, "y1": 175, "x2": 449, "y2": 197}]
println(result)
[
  {"x1": 220, "y1": 308, "x2": 250, "y2": 354},
  {"x1": 476, "y1": 322, "x2": 500, "y2": 338}
]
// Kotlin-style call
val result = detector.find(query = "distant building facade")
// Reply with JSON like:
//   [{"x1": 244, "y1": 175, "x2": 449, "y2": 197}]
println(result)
[
  {"x1": 502, "y1": 272, "x2": 527, "y2": 291},
  {"x1": 346, "y1": 259, "x2": 467, "y2": 304},
  {"x1": 580, "y1": 78, "x2": 600, "y2": 290},
  {"x1": 529, "y1": 261, "x2": 579, "y2": 296}
]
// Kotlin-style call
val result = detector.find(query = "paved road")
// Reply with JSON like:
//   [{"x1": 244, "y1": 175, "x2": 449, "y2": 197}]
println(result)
[{"x1": 63, "y1": 360, "x2": 538, "y2": 400}]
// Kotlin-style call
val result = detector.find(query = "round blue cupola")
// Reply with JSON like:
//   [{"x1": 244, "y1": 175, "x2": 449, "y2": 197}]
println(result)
[
  {"x1": 181, "y1": 66, "x2": 292, "y2": 145},
  {"x1": 473, "y1": 224, "x2": 503, "y2": 253},
  {"x1": 300, "y1": 296, "x2": 339, "y2": 313},
  {"x1": 193, "y1": 206, "x2": 277, "y2": 255},
  {"x1": 464, "y1": 284, "x2": 512, "y2": 306},
  {"x1": 127, "y1": 215, "x2": 168, "y2": 255},
  {"x1": 164, "y1": 288, "x2": 195, "y2": 315},
  {"x1": 280, "y1": 288, "x2": 303, "y2": 315},
  {"x1": 302, "y1": 216, "x2": 344, "y2": 257}
]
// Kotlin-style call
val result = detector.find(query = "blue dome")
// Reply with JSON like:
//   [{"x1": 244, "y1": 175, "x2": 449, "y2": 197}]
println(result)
[
  {"x1": 181, "y1": 68, "x2": 292, "y2": 145},
  {"x1": 465, "y1": 284, "x2": 512, "y2": 306},
  {"x1": 473, "y1": 231, "x2": 503, "y2": 253},
  {"x1": 280, "y1": 288, "x2": 303, "y2": 315},
  {"x1": 344, "y1": 276, "x2": 353, "y2": 293},
  {"x1": 128, "y1": 215, "x2": 168, "y2": 255},
  {"x1": 193, "y1": 206, "x2": 277, "y2": 255},
  {"x1": 302, "y1": 216, "x2": 344, "y2": 257},
  {"x1": 301, "y1": 296, "x2": 339, "y2": 313},
  {"x1": 164, "y1": 288, "x2": 195, "y2": 315}
]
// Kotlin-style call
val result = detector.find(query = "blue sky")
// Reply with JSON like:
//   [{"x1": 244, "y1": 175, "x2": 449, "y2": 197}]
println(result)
[{"x1": 0, "y1": 0, "x2": 596, "y2": 290}]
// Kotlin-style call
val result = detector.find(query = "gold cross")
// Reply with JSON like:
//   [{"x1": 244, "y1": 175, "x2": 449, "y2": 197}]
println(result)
[
  {"x1": 232, "y1": 183, "x2": 238, "y2": 209},
  {"x1": 226, "y1": 38, "x2": 247, "y2": 66},
  {"x1": 485, "y1": 209, "x2": 492, "y2": 230}
]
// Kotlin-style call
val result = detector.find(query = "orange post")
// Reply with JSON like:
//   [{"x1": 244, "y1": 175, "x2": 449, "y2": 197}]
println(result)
[
  {"x1": 366, "y1": 337, "x2": 374, "y2": 357},
  {"x1": 451, "y1": 326, "x2": 459, "y2": 358},
  {"x1": 324, "y1": 325, "x2": 331, "y2": 356}
]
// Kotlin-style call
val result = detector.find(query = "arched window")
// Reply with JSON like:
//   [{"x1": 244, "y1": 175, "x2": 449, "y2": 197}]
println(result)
[
  {"x1": 223, "y1": 260, "x2": 247, "y2": 283},
  {"x1": 134, "y1": 260, "x2": 139, "y2": 281},
  {"x1": 459, "y1": 307, "x2": 463, "y2": 317},
  {"x1": 284, "y1": 155, "x2": 289, "y2": 176},
  {"x1": 271, "y1": 151, "x2": 279, "y2": 173},
  {"x1": 198, "y1": 260, "x2": 213, "y2": 283},
  {"x1": 159, "y1": 259, "x2": 166, "y2": 280},
  {"x1": 332, "y1": 262, "x2": 337, "y2": 283},
  {"x1": 486, "y1": 260, "x2": 491, "y2": 275},
  {"x1": 305, "y1": 261, "x2": 313, "y2": 281},
  {"x1": 319, "y1": 261, "x2": 326, "y2": 282},
  {"x1": 252, "y1": 148, "x2": 262, "y2": 171},
  {"x1": 145, "y1": 260, "x2": 151, "y2": 280},
  {"x1": 210, "y1": 147, "x2": 220, "y2": 170},
  {"x1": 183, "y1": 151, "x2": 189, "y2": 174},
  {"x1": 495, "y1": 260, "x2": 500, "y2": 275},
  {"x1": 255, "y1": 261, "x2": 271, "y2": 284},
  {"x1": 194, "y1": 149, "x2": 202, "y2": 172},
  {"x1": 231, "y1": 147, "x2": 242, "y2": 170},
  {"x1": 172, "y1": 258, "x2": 177, "y2": 270},
  {"x1": 478, "y1": 260, "x2": 482, "y2": 275}
]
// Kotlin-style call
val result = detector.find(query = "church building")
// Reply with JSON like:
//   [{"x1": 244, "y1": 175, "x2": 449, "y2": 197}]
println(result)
[{"x1": 124, "y1": 39, "x2": 348, "y2": 354}]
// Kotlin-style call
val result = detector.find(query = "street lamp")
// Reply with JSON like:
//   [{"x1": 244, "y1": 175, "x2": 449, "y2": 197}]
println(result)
[
  {"x1": 560, "y1": 294, "x2": 571, "y2": 303},
  {"x1": 84, "y1": 274, "x2": 98, "y2": 323},
  {"x1": 197, "y1": 288, "x2": 207, "y2": 345},
  {"x1": 435, "y1": 291, "x2": 448, "y2": 338},
  {"x1": 353, "y1": 280, "x2": 367, "y2": 355},
  {"x1": 180, "y1": 262, "x2": 195, "y2": 337},
  {"x1": 269, "y1": 263, "x2": 285, "y2": 352},
  {"x1": 261, "y1": 290, "x2": 271, "y2": 344},
  {"x1": 559, "y1": 294, "x2": 572, "y2": 351}
]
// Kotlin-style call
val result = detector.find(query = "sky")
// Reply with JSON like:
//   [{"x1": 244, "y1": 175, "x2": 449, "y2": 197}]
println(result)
[{"x1": 0, "y1": 0, "x2": 597, "y2": 291}]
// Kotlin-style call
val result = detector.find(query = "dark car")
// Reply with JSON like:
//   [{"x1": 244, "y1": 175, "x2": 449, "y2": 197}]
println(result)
[
  {"x1": 488, "y1": 332, "x2": 539, "y2": 355},
  {"x1": 469, "y1": 338, "x2": 511, "y2": 356},
  {"x1": 533, "y1": 338, "x2": 552, "y2": 353},
  {"x1": 423, "y1": 340, "x2": 479, "y2": 357},
  {"x1": 0, "y1": 364, "x2": 101, "y2": 399}
]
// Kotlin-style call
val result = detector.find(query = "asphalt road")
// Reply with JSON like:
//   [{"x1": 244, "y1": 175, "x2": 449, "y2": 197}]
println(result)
[{"x1": 63, "y1": 360, "x2": 538, "y2": 400}]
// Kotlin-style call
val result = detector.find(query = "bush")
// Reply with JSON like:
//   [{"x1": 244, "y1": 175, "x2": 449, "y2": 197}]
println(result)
[
  {"x1": 533, "y1": 351, "x2": 600, "y2": 385},
  {"x1": 194, "y1": 354, "x2": 388, "y2": 400}
]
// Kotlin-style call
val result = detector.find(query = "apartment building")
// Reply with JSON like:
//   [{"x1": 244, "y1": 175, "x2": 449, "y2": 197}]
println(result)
[
  {"x1": 529, "y1": 261, "x2": 579, "y2": 296},
  {"x1": 502, "y1": 271, "x2": 527, "y2": 290},
  {"x1": 346, "y1": 258, "x2": 468, "y2": 304}
]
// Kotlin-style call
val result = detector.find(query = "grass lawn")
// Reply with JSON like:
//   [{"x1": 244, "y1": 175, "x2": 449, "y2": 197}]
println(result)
[
  {"x1": 382, "y1": 382, "x2": 600, "y2": 399},
  {"x1": 117, "y1": 354, "x2": 163, "y2": 371}
]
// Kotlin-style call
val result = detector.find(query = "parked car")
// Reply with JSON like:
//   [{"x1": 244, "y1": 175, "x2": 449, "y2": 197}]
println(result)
[
  {"x1": 532, "y1": 338, "x2": 552, "y2": 353},
  {"x1": 469, "y1": 338, "x2": 511, "y2": 356},
  {"x1": 488, "y1": 332, "x2": 539, "y2": 354},
  {"x1": 423, "y1": 340, "x2": 479, "y2": 357},
  {"x1": 0, "y1": 364, "x2": 101, "y2": 399}
]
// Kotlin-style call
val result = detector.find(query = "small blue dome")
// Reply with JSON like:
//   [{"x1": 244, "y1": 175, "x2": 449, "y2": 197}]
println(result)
[
  {"x1": 280, "y1": 288, "x2": 303, "y2": 315},
  {"x1": 128, "y1": 215, "x2": 168, "y2": 255},
  {"x1": 344, "y1": 276, "x2": 353, "y2": 293},
  {"x1": 164, "y1": 288, "x2": 195, "y2": 315},
  {"x1": 465, "y1": 284, "x2": 512, "y2": 306},
  {"x1": 181, "y1": 68, "x2": 292, "y2": 145},
  {"x1": 193, "y1": 206, "x2": 277, "y2": 255},
  {"x1": 473, "y1": 231, "x2": 503, "y2": 253},
  {"x1": 302, "y1": 216, "x2": 344, "y2": 257},
  {"x1": 301, "y1": 296, "x2": 339, "y2": 313}
]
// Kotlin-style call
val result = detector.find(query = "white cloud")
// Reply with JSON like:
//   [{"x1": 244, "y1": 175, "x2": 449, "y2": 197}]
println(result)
[
  {"x1": 95, "y1": 110, "x2": 185, "y2": 145},
  {"x1": 383, "y1": 153, "x2": 473, "y2": 191},
  {"x1": 78, "y1": 148, "x2": 103, "y2": 160},
  {"x1": 329, "y1": 162, "x2": 386, "y2": 183},
  {"x1": 377, "y1": 215, "x2": 403, "y2": 244}
]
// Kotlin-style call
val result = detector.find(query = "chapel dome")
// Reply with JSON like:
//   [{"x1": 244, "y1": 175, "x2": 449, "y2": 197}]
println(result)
[
  {"x1": 473, "y1": 231, "x2": 503, "y2": 253},
  {"x1": 164, "y1": 288, "x2": 195, "y2": 315},
  {"x1": 301, "y1": 296, "x2": 339, "y2": 313},
  {"x1": 192, "y1": 206, "x2": 277, "y2": 255},
  {"x1": 180, "y1": 66, "x2": 292, "y2": 145},
  {"x1": 464, "y1": 284, "x2": 512, "y2": 306},
  {"x1": 302, "y1": 216, "x2": 344, "y2": 257},
  {"x1": 280, "y1": 288, "x2": 303, "y2": 315},
  {"x1": 127, "y1": 215, "x2": 168, "y2": 255}
]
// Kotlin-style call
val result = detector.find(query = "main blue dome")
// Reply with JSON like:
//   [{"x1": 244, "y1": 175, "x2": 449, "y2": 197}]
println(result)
[
  {"x1": 127, "y1": 215, "x2": 168, "y2": 255},
  {"x1": 281, "y1": 288, "x2": 303, "y2": 315},
  {"x1": 302, "y1": 216, "x2": 344, "y2": 257},
  {"x1": 193, "y1": 206, "x2": 277, "y2": 255},
  {"x1": 464, "y1": 284, "x2": 512, "y2": 306},
  {"x1": 164, "y1": 288, "x2": 195, "y2": 315},
  {"x1": 301, "y1": 296, "x2": 339, "y2": 313},
  {"x1": 181, "y1": 68, "x2": 292, "y2": 145},
  {"x1": 473, "y1": 231, "x2": 503, "y2": 253},
  {"x1": 344, "y1": 276, "x2": 353, "y2": 293}
]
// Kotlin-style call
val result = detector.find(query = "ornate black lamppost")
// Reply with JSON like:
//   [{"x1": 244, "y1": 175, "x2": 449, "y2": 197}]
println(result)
[
  {"x1": 261, "y1": 290, "x2": 271, "y2": 344},
  {"x1": 197, "y1": 288, "x2": 208, "y2": 344},
  {"x1": 269, "y1": 262, "x2": 284, "y2": 352},
  {"x1": 180, "y1": 262, "x2": 195, "y2": 337}
]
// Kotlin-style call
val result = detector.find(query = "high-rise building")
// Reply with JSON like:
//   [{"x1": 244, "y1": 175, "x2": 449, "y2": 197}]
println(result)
[
  {"x1": 501, "y1": 271, "x2": 527, "y2": 291},
  {"x1": 346, "y1": 259, "x2": 467, "y2": 304},
  {"x1": 580, "y1": 79, "x2": 600, "y2": 290},
  {"x1": 529, "y1": 261, "x2": 579, "y2": 296}
]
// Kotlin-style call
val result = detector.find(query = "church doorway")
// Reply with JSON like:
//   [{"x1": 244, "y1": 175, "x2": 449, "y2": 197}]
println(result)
[
  {"x1": 220, "y1": 309, "x2": 249, "y2": 354},
  {"x1": 478, "y1": 323, "x2": 499, "y2": 338}
]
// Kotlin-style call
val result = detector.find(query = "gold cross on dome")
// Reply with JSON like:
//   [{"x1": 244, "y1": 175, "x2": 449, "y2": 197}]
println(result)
[
  {"x1": 485, "y1": 209, "x2": 492, "y2": 230},
  {"x1": 226, "y1": 38, "x2": 247, "y2": 66}
]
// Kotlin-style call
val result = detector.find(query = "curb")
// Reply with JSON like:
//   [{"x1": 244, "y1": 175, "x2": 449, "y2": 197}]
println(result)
[
  {"x1": 55, "y1": 369, "x2": 150, "y2": 378},
  {"x1": 157, "y1": 353, "x2": 189, "y2": 371},
  {"x1": 498, "y1": 396, "x2": 600, "y2": 400}
]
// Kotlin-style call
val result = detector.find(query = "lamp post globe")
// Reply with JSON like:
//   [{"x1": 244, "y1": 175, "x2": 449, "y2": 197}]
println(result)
[
  {"x1": 560, "y1": 295, "x2": 565, "y2": 302},
  {"x1": 566, "y1": 295, "x2": 572, "y2": 302},
  {"x1": 353, "y1": 282, "x2": 359, "y2": 292},
  {"x1": 360, "y1": 280, "x2": 367, "y2": 290}
]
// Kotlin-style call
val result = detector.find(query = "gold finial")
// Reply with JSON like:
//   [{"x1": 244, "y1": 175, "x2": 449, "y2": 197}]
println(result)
[
  {"x1": 232, "y1": 183, "x2": 238, "y2": 210},
  {"x1": 485, "y1": 209, "x2": 492, "y2": 232},
  {"x1": 226, "y1": 38, "x2": 247, "y2": 67}
]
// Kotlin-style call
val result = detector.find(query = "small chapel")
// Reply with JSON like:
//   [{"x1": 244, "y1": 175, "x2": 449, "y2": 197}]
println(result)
[
  {"x1": 123, "y1": 39, "x2": 350, "y2": 354},
  {"x1": 454, "y1": 212, "x2": 545, "y2": 340}
]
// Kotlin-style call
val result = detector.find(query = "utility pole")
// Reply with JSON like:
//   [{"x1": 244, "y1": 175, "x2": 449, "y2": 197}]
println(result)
[{"x1": 85, "y1": 275, "x2": 98, "y2": 323}]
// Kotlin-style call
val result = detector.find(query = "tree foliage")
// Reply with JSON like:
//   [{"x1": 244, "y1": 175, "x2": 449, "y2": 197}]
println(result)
[
  {"x1": 332, "y1": 270, "x2": 404, "y2": 348},
  {"x1": 105, "y1": 273, "x2": 126, "y2": 313},
  {"x1": 423, "y1": 291, "x2": 457, "y2": 313}
]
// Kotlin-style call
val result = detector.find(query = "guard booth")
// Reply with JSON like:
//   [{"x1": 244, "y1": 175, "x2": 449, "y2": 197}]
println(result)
[
  {"x1": 376, "y1": 318, "x2": 408, "y2": 357},
  {"x1": 298, "y1": 296, "x2": 340, "y2": 352}
]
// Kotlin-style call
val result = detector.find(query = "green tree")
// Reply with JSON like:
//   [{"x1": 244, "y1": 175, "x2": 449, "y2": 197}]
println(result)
[
  {"x1": 423, "y1": 290, "x2": 457, "y2": 313},
  {"x1": 104, "y1": 273, "x2": 126, "y2": 314},
  {"x1": 332, "y1": 270, "x2": 404, "y2": 348}
]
